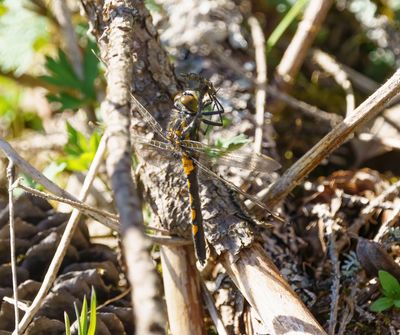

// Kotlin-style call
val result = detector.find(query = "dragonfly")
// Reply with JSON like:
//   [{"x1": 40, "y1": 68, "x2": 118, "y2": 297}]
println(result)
[{"x1": 130, "y1": 74, "x2": 281, "y2": 265}]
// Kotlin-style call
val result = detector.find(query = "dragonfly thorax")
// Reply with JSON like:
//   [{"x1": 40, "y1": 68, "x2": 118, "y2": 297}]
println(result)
[{"x1": 174, "y1": 90, "x2": 200, "y2": 116}]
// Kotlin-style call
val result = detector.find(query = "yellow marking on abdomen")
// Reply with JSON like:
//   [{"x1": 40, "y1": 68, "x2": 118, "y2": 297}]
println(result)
[
  {"x1": 191, "y1": 209, "x2": 196, "y2": 221},
  {"x1": 192, "y1": 224, "x2": 198, "y2": 235},
  {"x1": 182, "y1": 157, "x2": 195, "y2": 175}
]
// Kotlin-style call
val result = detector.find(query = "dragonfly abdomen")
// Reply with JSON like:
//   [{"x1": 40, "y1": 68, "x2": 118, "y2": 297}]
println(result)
[{"x1": 182, "y1": 154, "x2": 206, "y2": 265}]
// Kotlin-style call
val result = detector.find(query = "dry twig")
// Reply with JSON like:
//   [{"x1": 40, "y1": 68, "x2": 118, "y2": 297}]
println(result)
[
  {"x1": 98, "y1": 1, "x2": 166, "y2": 334},
  {"x1": 0, "y1": 137, "x2": 115, "y2": 227},
  {"x1": 248, "y1": 16, "x2": 276, "y2": 156},
  {"x1": 312, "y1": 50, "x2": 355, "y2": 116},
  {"x1": 52, "y1": 0, "x2": 83, "y2": 78},
  {"x1": 13, "y1": 132, "x2": 107, "y2": 334},
  {"x1": 201, "y1": 280, "x2": 229, "y2": 335},
  {"x1": 265, "y1": 69, "x2": 400, "y2": 207},
  {"x1": 273, "y1": 0, "x2": 333, "y2": 95},
  {"x1": 7, "y1": 162, "x2": 19, "y2": 334}
]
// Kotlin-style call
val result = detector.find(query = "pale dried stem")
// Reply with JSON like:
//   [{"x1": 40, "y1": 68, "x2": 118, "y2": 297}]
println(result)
[
  {"x1": 201, "y1": 280, "x2": 229, "y2": 335},
  {"x1": 0, "y1": 136, "x2": 115, "y2": 227},
  {"x1": 274, "y1": 0, "x2": 333, "y2": 93},
  {"x1": 13, "y1": 132, "x2": 107, "y2": 334},
  {"x1": 52, "y1": 0, "x2": 83, "y2": 78},
  {"x1": 326, "y1": 218, "x2": 340, "y2": 335},
  {"x1": 267, "y1": 84, "x2": 342, "y2": 126},
  {"x1": 222, "y1": 243, "x2": 327, "y2": 334},
  {"x1": 312, "y1": 50, "x2": 355, "y2": 116},
  {"x1": 7, "y1": 162, "x2": 19, "y2": 334},
  {"x1": 100, "y1": 1, "x2": 165, "y2": 333},
  {"x1": 265, "y1": 69, "x2": 400, "y2": 208},
  {"x1": 160, "y1": 246, "x2": 205, "y2": 335},
  {"x1": 248, "y1": 16, "x2": 276, "y2": 156}
]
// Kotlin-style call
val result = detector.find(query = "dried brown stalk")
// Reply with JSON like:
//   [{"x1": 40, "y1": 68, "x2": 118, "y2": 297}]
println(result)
[
  {"x1": 52, "y1": 0, "x2": 83, "y2": 78},
  {"x1": 265, "y1": 69, "x2": 400, "y2": 208},
  {"x1": 160, "y1": 246, "x2": 205, "y2": 335},
  {"x1": 273, "y1": 0, "x2": 333, "y2": 110},
  {"x1": 94, "y1": 1, "x2": 166, "y2": 334},
  {"x1": 7, "y1": 162, "x2": 19, "y2": 334},
  {"x1": 222, "y1": 243, "x2": 326, "y2": 334},
  {"x1": 9, "y1": 132, "x2": 107, "y2": 334},
  {"x1": 312, "y1": 50, "x2": 355, "y2": 116},
  {"x1": 248, "y1": 16, "x2": 276, "y2": 156}
]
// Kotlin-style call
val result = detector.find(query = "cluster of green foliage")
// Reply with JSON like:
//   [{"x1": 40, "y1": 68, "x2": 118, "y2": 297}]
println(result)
[
  {"x1": 64, "y1": 288, "x2": 97, "y2": 335},
  {"x1": 41, "y1": 43, "x2": 99, "y2": 111},
  {"x1": 60, "y1": 122, "x2": 101, "y2": 172},
  {"x1": 370, "y1": 271, "x2": 400, "y2": 312}
]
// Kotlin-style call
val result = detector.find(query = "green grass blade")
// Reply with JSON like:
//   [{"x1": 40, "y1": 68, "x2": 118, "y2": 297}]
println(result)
[
  {"x1": 64, "y1": 312, "x2": 71, "y2": 335},
  {"x1": 80, "y1": 296, "x2": 88, "y2": 335},
  {"x1": 266, "y1": 0, "x2": 309, "y2": 51},
  {"x1": 74, "y1": 302, "x2": 82, "y2": 335},
  {"x1": 87, "y1": 288, "x2": 97, "y2": 335}
]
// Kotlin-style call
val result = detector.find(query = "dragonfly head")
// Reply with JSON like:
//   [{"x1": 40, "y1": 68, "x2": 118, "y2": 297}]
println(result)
[{"x1": 174, "y1": 90, "x2": 199, "y2": 115}]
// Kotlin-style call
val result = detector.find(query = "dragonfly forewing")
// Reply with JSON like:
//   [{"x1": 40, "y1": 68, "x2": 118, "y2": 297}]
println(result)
[{"x1": 130, "y1": 93, "x2": 168, "y2": 142}]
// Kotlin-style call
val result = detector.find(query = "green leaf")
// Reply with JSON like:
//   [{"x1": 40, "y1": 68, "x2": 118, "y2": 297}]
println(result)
[
  {"x1": 64, "y1": 312, "x2": 71, "y2": 335},
  {"x1": 370, "y1": 297, "x2": 394, "y2": 312},
  {"x1": 394, "y1": 299, "x2": 400, "y2": 308},
  {"x1": 0, "y1": 3, "x2": 8, "y2": 16},
  {"x1": 41, "y1": 49, "x2": 81, "y2": 90},
  {"x1": 47, "y1": 92, "x2": 84, "y2": 111},
  {"x1": 80, "y1": 296, "x2": 88, "y2": 335},
  {"x1": 89, "y1": 132, "x2": 100, "y2": 152},
  {"x1": 64, "y1": 122, "x2": 83, "y2": 156},
  {"x1": 266, "y1": 0, "x2": 309, "y2": 51},
  {"x1": 64, "y1": 156, "x2": 90, "y2": 172},
  {"x1": 378, "y1": 270, "x2": 400, "y2": 298},
  {"x1": 82, "y1": 40, "x2": 99, "y2": 100},
  {"x1": 87, "y1": 288, "x2": 97, "y2": 335},
  {"x1": 215, "y1": 134, "x2": 251, "y2": 151}
]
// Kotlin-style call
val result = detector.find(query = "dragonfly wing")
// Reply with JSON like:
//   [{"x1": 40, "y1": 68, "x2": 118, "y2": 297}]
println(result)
[
  {"x1": 181, "y1": 141, "x2": 281, "y2": 173},
  {"x1": 190, "y1": 157, "x2": 284, "y2": 222},
  {"x1": 130, "y1": 93, "x2": 168, "y2": 142},
  {"x1": 131, "y1": 136, "x2": 181, "y2": 165}
]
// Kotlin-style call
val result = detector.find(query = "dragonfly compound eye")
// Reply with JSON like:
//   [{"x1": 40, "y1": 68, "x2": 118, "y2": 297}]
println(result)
[{"x1": 177, "y1": 91, "x2": 199, "y2": 113}]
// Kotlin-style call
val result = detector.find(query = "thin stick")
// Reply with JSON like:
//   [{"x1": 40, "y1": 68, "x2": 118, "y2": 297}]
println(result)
[
  {"x1": 312, "y1": 50, "x2": 355, "y2": 116},
  {"x1": 13, "y1": 180, "x2": 189, "y2": 246},
  {"x1": 52, "y1": 0, "x2": 83, "y2": 78},
  {"x1": 326, "y1": 215, "x2": 340, "y2": 335},
  {"x1": 98, "y1": 1, "x2": 166, "y2": 333},
  {"x1": 14, "y1": 135, "x2": 107, "y2": 334},
  {"x1": 274, "y1": 0, "x2": 334, "y2": 91},
  {"x1": 97, "y1": 288, "x2": 132, "y2": 310},
  {"x1": 13, "y1": 181, "x2": 119, "y2": 228},
  {"x1": 7, "y1": 161, "x2": 19, "y2": 334},
  {"x1": 265, "y1": 69, "x2": 400, "y2": 207},
  {"x1": 2, "y1": 297, "x2": 29, "y2": 312},
  {"x1": 160, "y1": 246, "x2": 205, "y2": 335},
  {"x1": 0, "y1": 137, "x2": 115, "y2": 229},
  {"x1": 248, "y1": 16, "x2": 274, "y2": 155},
  {"x1": 201, "y1": 280, "x2": 228, "y2": 335},
  {"x1": 267, "y1": 84, "x2": 342, "y2": 126}
]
